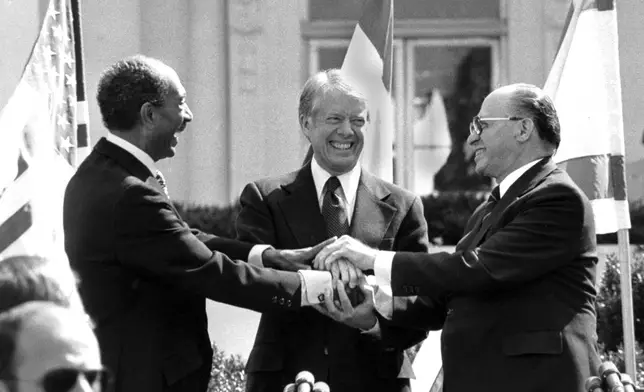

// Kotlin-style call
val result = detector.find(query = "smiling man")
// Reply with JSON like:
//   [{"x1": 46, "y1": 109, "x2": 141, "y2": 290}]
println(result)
[
  {"x1": 315, "y1": 83, "x2": 602, "y2": 392},
  {"x1": 63, "y1": 56, "x2": 337, "y2": 392},
  {"x1": 235, "y1": 69, "x2": 430, "y2": 392}
]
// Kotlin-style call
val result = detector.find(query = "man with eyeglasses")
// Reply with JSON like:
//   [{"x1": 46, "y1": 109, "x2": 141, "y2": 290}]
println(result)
[
  {"x1": 0, "y1": 301, "x2": 108, "y2": 392},
  {"x1": 314, "y1": 83, "x2": 602, "y2": 392}
]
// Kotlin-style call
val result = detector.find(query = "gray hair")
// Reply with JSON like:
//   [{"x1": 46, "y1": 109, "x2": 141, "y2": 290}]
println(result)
[{"x1": 298, "y1": 69, "x2": 369, "y2": 121}]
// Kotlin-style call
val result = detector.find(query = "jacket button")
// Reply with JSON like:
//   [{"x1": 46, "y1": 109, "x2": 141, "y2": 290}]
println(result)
[
  {"x1": 324, "y1": 347, "x2": 328, "y2": 355},
  {"x1": 287, "y1": 300, "x2": 292, "y2": 307},
  {"x1": 446, "y1": 308, "x2": 453, "y2": 316},
  {"x1": 272, "y1": 296, "x2": 277, "y2": 303},
  {"x1": 279, "y1": 298, "x2": 285, "y2": 305}
]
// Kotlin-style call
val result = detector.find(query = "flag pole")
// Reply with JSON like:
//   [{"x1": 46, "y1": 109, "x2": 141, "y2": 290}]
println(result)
[
  {"x1": 70, "y1": 0, "x2": 89, "y2": 167},
  {"x1": 618, "y1": 229, "x2": 637, "y2": 377}
]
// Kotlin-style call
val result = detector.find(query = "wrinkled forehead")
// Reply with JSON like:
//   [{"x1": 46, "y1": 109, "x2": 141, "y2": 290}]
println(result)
[
  {"x1": 14, "y1": 312, "x2": 101, "y2": 379},
  {"x1": 479, "y1": 88, "x2": 514, "y2": 117},
  {"x1": 314, "y1": 88, "x2": 368, "y2": 116}
]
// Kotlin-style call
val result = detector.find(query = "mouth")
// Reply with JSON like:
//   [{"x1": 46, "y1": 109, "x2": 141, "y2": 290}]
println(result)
[{"x1": 329, "y1": 141, "x2": 354, "y2": 151}]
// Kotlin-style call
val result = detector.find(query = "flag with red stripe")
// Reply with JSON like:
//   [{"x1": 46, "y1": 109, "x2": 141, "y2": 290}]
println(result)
[
  {"x1": 340, "y1": 0, "x2": 395, "y2": 182},
  {"x1": 543, "y1": 0, "x2": 630, "y2": 234},
  {"x1": 0, "y1": 0, "x2": 80, "y2": 261}
]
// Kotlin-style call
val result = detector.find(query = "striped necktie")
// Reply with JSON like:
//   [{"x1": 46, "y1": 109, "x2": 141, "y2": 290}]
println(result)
[{"x1": 322, "y1": 176, "x2": 349, "y2": 238}]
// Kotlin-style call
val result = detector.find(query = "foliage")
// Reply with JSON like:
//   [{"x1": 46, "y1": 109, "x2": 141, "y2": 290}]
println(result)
[
  {"x1": 208, "y1": 343, "x2": 246, "y2": 392},
  {"x1": 596, "y1": 249, "x2": 644, "y2": 352},
  {"x1": 176, "y1": 197, "x2": 644, "y2": 246}
]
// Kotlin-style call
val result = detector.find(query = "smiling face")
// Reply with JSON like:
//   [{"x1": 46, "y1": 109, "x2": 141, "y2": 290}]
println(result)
[
  {"x1": 467, "y1": 88, "x2": 524, "y2": 182},
  {"x1": 144, "y1": 68, "x2": 193, "y2": 162},
  {"x1": 300, "y1": 89, "x2": 368, "y2": 175}
]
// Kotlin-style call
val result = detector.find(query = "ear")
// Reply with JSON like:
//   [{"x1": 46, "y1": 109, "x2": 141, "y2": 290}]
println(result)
[
  {"x1": 139, "y1": 102, "x2": 156, "y2": 128},
  {"x1": 299, "y1": 114, "x2": 312, "y2": 142},
  {"x1": 515, "y1": 118, "x2": 535, "y2": 143}
]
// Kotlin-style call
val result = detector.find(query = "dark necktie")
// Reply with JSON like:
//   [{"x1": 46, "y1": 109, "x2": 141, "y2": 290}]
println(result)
[
  {"x1": 322, "y1": 176, "x2": 349, "y2": 237},
  {"x1": 155, "y1": 170, "x2": 169, "y2": 198},
  {"x1": 457, "y1": 186, "x2": 500, "y2": 251}
]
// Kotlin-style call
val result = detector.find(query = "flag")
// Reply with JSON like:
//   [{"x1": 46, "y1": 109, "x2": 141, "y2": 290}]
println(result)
[
  {"x1": 543, "y1": 0, "x2": 630, "y2": 234},
  {"x1": 340, "y1": 0, "x2": 395, "y2": 182},
  {"x1": 0, "y1": 0, "x2": 85, "y2": 307}
]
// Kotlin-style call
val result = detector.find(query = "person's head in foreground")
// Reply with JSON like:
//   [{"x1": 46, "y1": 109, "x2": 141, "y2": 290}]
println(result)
[
  {"x1": 0, "y1": 301, "x2": 107, "y2": 392},
  {"x1": 468, "y1": 83, "x2": 560, "y2": 182},
  {"x1": 96, "y1": 55, "x2": 193, "y2": 162}
]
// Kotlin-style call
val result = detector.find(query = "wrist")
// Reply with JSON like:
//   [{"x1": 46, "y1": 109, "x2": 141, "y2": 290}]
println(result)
[{"x1": 358, "y1": 311, "x2": 378, "y2": 331}]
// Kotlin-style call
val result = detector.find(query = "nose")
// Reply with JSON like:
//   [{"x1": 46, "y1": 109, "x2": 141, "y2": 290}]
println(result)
[
  {"x1": 184, "y1": 104, "x2": 194, "y2": 122},
  {"x1": 337, "y1": 119, "x2": 353, "y2": 136},
  {"x1": 467, "y1": 131, "x2": 479, "y2": 146},
  {"x1": 74, "y1": 375, "x2": 94, "y2": 392}
]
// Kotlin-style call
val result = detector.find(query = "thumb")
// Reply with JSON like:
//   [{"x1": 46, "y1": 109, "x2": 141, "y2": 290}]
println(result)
[{"x1": 305, "y1": 237, "x2": 337, "y2": 256}]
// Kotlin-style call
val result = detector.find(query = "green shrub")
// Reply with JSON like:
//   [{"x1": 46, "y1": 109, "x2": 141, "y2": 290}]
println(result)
[
  {"x1": 208, "y1": 343, "x2": 246, "y2": 392},
  {"x1": 176, "y1": 196, "x2": 644, "y2": 245}
]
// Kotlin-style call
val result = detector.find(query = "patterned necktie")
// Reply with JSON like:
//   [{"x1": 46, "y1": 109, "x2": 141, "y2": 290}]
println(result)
[
  {"x1": 457, "y1": 186, "x2": 500, "y2": 251},
  {"x1": 322, "y1": 176, "x2": 349, "y2": 238},
  {"x1": 481, "y1": 185, "x2": 500, "y2": 225},
  {"x1": 155, "y1": 170, "x2": 170, "y2": 198}
]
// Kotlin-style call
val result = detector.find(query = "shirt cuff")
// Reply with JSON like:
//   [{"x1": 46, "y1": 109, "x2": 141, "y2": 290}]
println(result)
[
  {"x1": 374, "y1": 251, "x2": 395, "y2": 287},
  {"x1": 249, "y1": 244, "x2": 272, "y2": 267},
  {"x1": 367, "y1": 275, "x2": 393, "y2": 320},
  {"x1": 298, "y1": 270, "x2": 332, "y2": 306},
  {"x1": 360, "y1": 317, "x2": 382, "y2": 338}
]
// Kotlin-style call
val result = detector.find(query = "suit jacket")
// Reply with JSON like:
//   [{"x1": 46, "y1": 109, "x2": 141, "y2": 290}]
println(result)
[
  {"x1": 236, "y1": 164, "x2": 431, "y2": 392},
  {"x1": 63, "y1": 138, "x2": 305, "y2": 392},
  {"x1": 387, "y1": 158, "x2": 601, "y2": 392}
]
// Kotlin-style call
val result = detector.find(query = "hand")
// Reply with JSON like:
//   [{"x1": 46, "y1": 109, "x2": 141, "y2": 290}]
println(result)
[
  {"x1": 263, "y1": 237, "x2": 336, "y2": 272},
  {"x1": 326, "y1": 259, "x2": 364, "y2": 289},
  {"x1": 314, "y1": 235, "x2": 378, "y2": 271},
  {"x1": 313, "y1": 277, "x2": 377, "y2": 331}
]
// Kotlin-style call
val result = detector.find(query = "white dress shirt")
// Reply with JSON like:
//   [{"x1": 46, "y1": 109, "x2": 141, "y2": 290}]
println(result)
[{"x1": 373, "y1": 159, "x2": 543, "y2": 318}]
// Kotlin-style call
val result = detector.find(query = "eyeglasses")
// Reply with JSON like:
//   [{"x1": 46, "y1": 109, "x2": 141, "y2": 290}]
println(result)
[
  {"x1": 3, "y1": 368, "x2": 111, "y2": 392},
  {"x1": 469, "y1": 115, "x2": 525, "y2": 136}
]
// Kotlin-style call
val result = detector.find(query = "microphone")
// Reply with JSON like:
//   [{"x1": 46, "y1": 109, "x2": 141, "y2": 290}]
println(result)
[
  {"x1": 295, "y1": 371, "x2": 315, "y2": 392},
  {"x1": 312, "y1": 381, "x2": 330, "y2": 392},
  {"x1": 599, "y1": 362, "x2": 625, "y2": 392},
  {"x1": 619, "y1": 373, "x2": 636, "y2": 392},
  {"x1": 585, "y1": 376, "x2": 602, "y2": 392}
]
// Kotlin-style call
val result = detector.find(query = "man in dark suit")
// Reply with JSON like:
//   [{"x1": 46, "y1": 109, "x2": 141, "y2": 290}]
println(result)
[
  {"x1": 235, "y1": 69, "x2": 430, "y2": 392},
  {"x1": 63, "y1": 55, "x2": 334, "y2": 392},
  {"x1": 316, "y1": 83, "x2": 602, "y2": 392}
]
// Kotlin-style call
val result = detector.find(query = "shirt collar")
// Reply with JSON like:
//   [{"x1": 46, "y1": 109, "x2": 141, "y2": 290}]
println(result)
[
  {"x1": 498, "y1": 159, "x2": 541, "y2": 198},
  {"x1": 310, "y1": 157, "x2": 361, "y2": 205},
  {"x1": 106, "y1": 132, "x2": 158, "y2": 176}
]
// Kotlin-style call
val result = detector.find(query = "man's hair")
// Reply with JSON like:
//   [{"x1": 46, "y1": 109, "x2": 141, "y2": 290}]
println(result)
[
  {"x1": 508, "y1": 83, "x2": 561, "y2": 148},
  {"x1": 0, "y1": 256, "x2": 72, "y2": 313},
  {"x1": 298, "y1": 69, "x2": 369, "y2": 121},
  {"x1": 96, "y1": 55, "x2": 171, "y2": 131}
]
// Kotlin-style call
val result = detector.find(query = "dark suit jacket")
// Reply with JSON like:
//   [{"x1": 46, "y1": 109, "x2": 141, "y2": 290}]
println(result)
[
  {"x1": 236, "y1": 164, "x2": 431, "y2": 392},
  {"x1": 387, "y1": 158, "x2": 601, "y2": 392},
  {"x1": 63, "y1": 138, "x2": 305, "y2": 392}
]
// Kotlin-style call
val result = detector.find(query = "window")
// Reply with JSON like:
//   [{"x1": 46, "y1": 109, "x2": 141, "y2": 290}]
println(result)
[{"x1": 305, "y1": 0, "x2": 506, "y2": 194}]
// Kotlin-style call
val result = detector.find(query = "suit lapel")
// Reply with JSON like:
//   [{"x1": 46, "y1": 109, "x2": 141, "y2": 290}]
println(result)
[
  {"x1": 95, "y1": 137, "x2": 171, "y2": 204},
  {"x1": 278, "y1": 165, "x2": 329, "y2": 247},
  {"x1": 469, "y1": 156, "x2": 558, "y2": 248},
  {"x1": 350, "y1": 170, "x2": 396, "y2": 248}
]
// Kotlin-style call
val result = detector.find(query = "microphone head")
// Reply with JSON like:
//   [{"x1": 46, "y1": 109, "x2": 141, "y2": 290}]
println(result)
[
  {"x1": 584, "y1": 376, "x2": 602, "y2": 392},
  {"x1": 599, "y1": 361, "x2": 620, "y2": 378},
  {"x1": 284, "y1": 383, "x2": 296, "y2": 392},
  {"x1": 312, "y1": 381, "x2": 330, "y2": 392},
  {"x1": 295, "y1": 371, "x2": 315, "y2": 386}
]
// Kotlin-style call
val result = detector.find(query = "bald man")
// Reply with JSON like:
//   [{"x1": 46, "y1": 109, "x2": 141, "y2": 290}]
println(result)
[
  {"x1": 0, "y1": 301, "x2": 106, "y2": 392},
  {"x1": 316, "y1": 83, "x2": 602, "y2": 392}
]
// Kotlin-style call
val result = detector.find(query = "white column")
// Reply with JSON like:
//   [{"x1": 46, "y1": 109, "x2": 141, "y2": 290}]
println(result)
[
  {"x1": 227, "y1": 0, "x2": 304, "y2": 201},
  {"x1": 505, "y1": 0, "x2": 545, "y2": 84}
]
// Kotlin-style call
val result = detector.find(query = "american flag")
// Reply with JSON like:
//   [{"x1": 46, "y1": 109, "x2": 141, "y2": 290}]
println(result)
[{"x1": 0, "y1": 0, "x2": 88, "y2": 261}]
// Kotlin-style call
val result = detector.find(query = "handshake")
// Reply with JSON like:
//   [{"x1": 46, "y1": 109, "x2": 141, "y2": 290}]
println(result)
[{"x1": 263, "y1": 235, "x2": 382, "y2": 330}]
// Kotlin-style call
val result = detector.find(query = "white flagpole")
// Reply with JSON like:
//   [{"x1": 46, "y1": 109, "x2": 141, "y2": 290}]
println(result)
[{"x1": 617, "y1": 229, "x2": 636, "y2": 377}]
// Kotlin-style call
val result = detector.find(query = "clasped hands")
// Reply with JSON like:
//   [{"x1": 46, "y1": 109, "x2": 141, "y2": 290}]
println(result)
[{"x1": 265, "y1": 235, "x2": 380, "y2": 330}]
